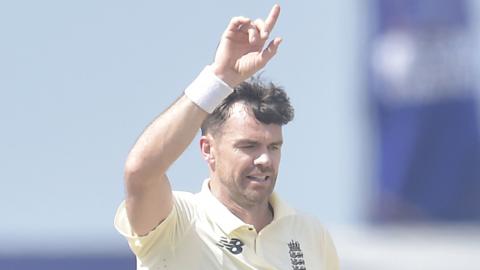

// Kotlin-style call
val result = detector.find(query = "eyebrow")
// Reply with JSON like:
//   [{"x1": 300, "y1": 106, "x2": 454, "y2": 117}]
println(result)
[{"x1": 234, "y1": 139, "x2": 283, "y2": 146}]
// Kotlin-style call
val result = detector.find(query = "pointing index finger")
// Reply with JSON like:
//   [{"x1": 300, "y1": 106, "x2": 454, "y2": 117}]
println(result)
[{"x1": 264, "y1": 4, "x2": 281, "y2": 35}]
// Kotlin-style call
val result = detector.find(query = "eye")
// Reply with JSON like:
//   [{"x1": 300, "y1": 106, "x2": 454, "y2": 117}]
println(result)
[
  {"x1": 240, "y1": 144, "x2": 255, "y2": 149},
  {"x1": 269, "y1": 144, "x2": 281, "y2": 151}
]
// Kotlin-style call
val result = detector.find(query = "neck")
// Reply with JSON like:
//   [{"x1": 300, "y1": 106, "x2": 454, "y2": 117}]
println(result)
[{"x1": 227, "y1": 200, "x2": 274, "y2": 232}]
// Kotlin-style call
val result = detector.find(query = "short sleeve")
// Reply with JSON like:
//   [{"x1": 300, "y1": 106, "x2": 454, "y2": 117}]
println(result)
[{"x1": 114, "y1": 191, "x2": 197, "y2": 258}]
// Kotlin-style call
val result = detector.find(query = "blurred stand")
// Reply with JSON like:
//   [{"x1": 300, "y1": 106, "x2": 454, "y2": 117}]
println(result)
[
  {"x1": 350, "y1": 1, "x2": 480, "y2": 268},
  {"x1": 368, "y1": 0, "x2": 480, "y2": 222}
]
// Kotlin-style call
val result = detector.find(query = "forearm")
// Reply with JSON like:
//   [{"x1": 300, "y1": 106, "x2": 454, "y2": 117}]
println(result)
[
  {"x1": 125, "y1": 95, "x2": 207, "y2": 183},
  {"x1": 125, "y1": 66, "x2": 233, "y2": 183}
]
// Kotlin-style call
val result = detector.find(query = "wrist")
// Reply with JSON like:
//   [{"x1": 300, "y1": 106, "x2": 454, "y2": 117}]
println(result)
[
  {"x1": 210, "y1": 63, "x2": 241, "y2": 88},
  {"x1": 184, "y1": 65, "x2": 234, "y2": 113}
]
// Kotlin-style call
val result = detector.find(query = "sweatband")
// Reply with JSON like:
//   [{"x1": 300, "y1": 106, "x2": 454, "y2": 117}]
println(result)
[{"x1": 184, "y1": 65, "x2": 234, "y2": 113}]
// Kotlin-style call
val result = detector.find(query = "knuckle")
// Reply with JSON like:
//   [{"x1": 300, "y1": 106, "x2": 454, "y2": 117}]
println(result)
[{"x1": 230, "y1": 16, "x2": 241, "y2": 24}]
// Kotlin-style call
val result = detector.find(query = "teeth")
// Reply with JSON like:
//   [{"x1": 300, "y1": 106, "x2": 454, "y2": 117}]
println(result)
[{"x1": 248, "y1": 176, "x2": 268, "y2": 182}]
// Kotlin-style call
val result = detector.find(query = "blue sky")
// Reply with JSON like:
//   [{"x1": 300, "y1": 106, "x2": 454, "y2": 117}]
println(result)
[{"x1": 0, "y1": 0, "x2": 369, "y2": 254}]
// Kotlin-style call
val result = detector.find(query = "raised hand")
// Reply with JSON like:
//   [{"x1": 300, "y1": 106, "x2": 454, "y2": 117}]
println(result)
[{"x1": 211, "y1": 4, "x2": 282, "y2": 87}]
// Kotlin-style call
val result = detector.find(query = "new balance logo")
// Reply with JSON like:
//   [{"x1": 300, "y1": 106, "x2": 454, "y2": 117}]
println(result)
[
  {"x1": 217, "y1": 237, "x2": 244, "y2": 255},
  {"x1": 288, "y1": 240, "x2": 306, "y2": 270}
]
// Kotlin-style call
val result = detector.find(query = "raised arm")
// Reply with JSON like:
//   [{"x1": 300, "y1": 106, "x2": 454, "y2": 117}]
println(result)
[{"x1": 124, "y1": 4, "x2": 282, "y2": 236}]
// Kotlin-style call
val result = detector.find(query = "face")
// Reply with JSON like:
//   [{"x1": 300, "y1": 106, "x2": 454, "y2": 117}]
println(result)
[{"x1": 202, "y1": 103, "x2": 283, "y2": 208}]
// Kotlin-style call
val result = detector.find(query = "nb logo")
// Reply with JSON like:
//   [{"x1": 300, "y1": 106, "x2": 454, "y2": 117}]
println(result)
[{"x1": 217, "y1": 237, "x2": 244, "y2": 255}]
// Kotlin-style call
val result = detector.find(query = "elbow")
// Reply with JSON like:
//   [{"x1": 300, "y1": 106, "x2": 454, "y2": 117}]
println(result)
[
  {"x1": 124, "y1": 157, "x2": 142, "y2": 181},
  {"x1": 123, "y1": 156, "x2": 167, "y2": 188},
  {"x1": 124, "y1": 157, "x2": 151, "y2": 189}
]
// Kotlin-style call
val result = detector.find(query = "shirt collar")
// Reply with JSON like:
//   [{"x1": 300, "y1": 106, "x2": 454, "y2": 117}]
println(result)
[{"x1": 196, "y1": 179, "x2": 296, "y2": 235}]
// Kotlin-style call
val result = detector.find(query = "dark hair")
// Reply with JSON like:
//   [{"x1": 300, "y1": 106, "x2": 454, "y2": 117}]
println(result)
[{"x1": 201, "y1": 78, "x2": 294, "y2": 136}]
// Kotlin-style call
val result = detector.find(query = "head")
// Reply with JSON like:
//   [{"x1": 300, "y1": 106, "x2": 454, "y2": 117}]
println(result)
[{"x1": 200, "y1": 78, "x2": 294, "y2": 208}]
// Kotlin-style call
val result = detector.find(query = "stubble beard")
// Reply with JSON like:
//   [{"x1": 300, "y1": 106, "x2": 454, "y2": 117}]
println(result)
[
  {"x1": 231, "y1": 169, "x2": 277, "y2": 208},
  {"x1": 213, "y1": 158, "x2": 277, "y2": 208}
]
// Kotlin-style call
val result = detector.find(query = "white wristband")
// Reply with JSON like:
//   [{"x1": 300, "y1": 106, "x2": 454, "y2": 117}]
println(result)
[{"x1": 184, "y1": 65, "x2": 234, "y2": 113}]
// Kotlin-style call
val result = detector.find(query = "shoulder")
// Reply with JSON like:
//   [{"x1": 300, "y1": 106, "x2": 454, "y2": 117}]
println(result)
[
  {"x1": 291, "y1": 211, "x2": 329, "y2": 233},
  {"x1": 270, "y1": 193, "x2": 329, "y2": 234}
]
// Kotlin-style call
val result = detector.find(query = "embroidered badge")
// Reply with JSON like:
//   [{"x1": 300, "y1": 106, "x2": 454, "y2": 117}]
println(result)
[
  {"x1": 217, "y1": 237, "x2": 244, "y2": 255},
  {"x1": 288, "y1": 240, "x2": 306, "y2": 270}
]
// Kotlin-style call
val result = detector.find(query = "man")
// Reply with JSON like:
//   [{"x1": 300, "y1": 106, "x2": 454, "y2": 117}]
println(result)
[{"x1": 115, "y1": 5, "x2": 339, "y2": 269}]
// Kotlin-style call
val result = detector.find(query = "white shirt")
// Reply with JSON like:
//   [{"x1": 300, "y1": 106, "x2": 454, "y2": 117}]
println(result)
[{"x1": 114, "y1": 180, "x2": 339, "y2": 269}]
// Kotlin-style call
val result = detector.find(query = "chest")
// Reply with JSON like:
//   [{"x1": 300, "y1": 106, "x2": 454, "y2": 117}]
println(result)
[{"x1": 154, "y1": 220, "x2": 325, "y2": 270}]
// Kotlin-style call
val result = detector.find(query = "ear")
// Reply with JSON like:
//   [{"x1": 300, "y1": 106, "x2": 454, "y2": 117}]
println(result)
[{"x1": 200, "y1": 135, "x2": 215, "y2": 167}]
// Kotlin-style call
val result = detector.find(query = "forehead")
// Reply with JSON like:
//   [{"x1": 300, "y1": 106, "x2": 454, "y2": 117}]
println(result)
[{"x1": 219, "y1": 103, "x2": 282, "y2": 142}]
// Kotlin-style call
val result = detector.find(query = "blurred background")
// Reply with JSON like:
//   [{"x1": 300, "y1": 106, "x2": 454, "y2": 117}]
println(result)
[{"x1": 1, "y1": 0, "x2": 479, "y2": 269}]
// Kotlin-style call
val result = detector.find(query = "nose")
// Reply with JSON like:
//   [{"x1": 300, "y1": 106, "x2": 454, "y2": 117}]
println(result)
[{"x1": 254, "y1": 152, "x2": 272, "y2": 169}]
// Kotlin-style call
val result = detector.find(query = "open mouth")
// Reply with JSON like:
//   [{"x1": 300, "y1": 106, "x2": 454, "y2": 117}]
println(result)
[{"x1": 246, "y1": 175, "x2": 270, "y2": 182}]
